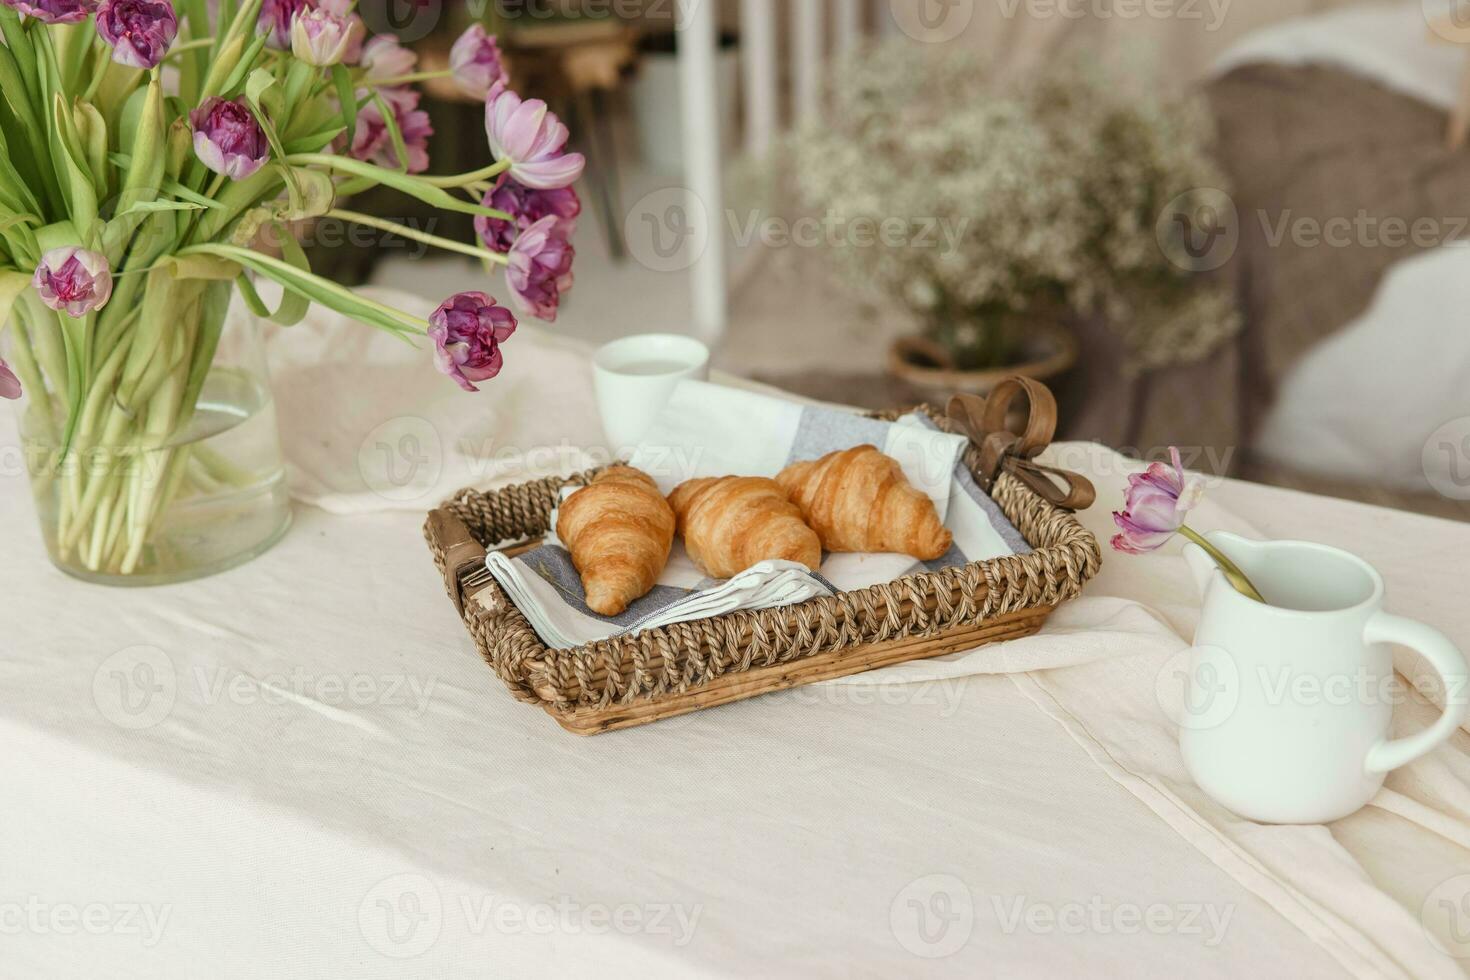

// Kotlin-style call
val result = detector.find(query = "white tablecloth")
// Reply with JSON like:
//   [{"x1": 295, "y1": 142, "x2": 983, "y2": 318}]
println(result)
[{"x1": 3, "y1": 302, "x2": 1467, "y2": 978}]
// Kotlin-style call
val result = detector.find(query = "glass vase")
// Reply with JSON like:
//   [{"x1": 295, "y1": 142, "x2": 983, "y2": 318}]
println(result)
[{"x1": 7, "y1": 283, "x2": 291, "y2": 586}]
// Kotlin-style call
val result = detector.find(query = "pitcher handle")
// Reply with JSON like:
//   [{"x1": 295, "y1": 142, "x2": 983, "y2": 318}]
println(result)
[{"x1": 1363, "y1": 613, "x2": 1469, "y2": 774}]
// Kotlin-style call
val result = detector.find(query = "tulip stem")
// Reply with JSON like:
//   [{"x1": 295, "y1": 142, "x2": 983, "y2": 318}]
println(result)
[
  {"x1": 328, "y1": 208, "x2": 510, "y2": 265},
  {"x1": 1179, "y1": 525, "x2": 1266, "y2": 603},
  {"x1": 416, "y1": 159, "x2": 511, "y2": 189},
  {"x1": 371, "y1": 70, "x2": 454, "y2": 87}
]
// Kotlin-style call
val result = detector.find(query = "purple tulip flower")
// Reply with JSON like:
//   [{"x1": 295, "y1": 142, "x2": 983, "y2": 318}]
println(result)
[
  {"x1": 349, "y1": 85, "x2": 433, "y2": 174},
  {"x1": 2, "y1": 0, "x2": 97, "y2": 23},
  {"x1": 96, "y1": 0, "x2": 178, "y2": 69},
  {"x1": 190, "y1": 97, "x2": 270, "y2": 180},
  {"x1": 485, "y1": 86, "x2": 586, "y2": 191},
  {"x1": 506, "y1": 216, "x2": 575, "y2": 322},
  {"x1": 428, "y1": 291, "x2": 518, "y2": 393},
  {"x1": 258, "y1": 0, "x2": 311, "y2": 49},
  {"x1": 0, "y1": 358, "x2": 21, "y2": 400},
  {"x1": 1111, "y1": 448, "x2": 1204, "y2": 555},
  {"x1": 291, "y1": 6, "x2": 352, "y2": 67},
  {"x1": 475, "y1": 174, "x2": 581, "y2": 255},
  {"x1": 360, "y1": 33, "x2": 417, "y2": 82},
  {"x1": 317, "y1": 0, "x2": 364, "y2": 63},
  {"x1": 33, "y1": 247, "x2": 114, "y2": 317},
  {"x1": 450, "y1": 24, "x2": 508, "y2": 100}
]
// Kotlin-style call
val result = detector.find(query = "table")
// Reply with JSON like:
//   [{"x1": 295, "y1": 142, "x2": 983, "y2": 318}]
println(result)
[{"x1": 3, "y1": 316, "x2": 1467, "y2": 978}]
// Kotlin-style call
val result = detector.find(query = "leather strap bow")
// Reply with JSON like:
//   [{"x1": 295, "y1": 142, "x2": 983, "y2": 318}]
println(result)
[{"x1": 946, "y1": 377, "x2": 1096, "y2": 512}]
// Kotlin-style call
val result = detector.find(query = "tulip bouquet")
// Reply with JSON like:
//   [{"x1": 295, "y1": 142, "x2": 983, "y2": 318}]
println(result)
[{"x1": 0, "y1": 0, "x2": 583, "y2": 581}]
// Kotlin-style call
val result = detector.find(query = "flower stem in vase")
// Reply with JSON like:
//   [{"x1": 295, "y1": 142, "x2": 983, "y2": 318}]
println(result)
[{"x1": 1178, "y1": 525, "x2": 1266, "y2": 603}]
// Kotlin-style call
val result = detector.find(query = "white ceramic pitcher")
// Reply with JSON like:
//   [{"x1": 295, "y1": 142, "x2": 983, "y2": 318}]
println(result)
[{"x1": 1180, "y1": 532, "x2": 1468, "y2": 824}]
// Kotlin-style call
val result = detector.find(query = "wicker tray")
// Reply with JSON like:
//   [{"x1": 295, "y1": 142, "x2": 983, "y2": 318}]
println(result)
[{"x1": 424, "y1": 379, "x2": 1101, "y2": 735}]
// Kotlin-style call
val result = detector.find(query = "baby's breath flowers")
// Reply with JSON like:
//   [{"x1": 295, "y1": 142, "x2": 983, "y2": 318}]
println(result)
[{"x1": 793, "y1": 41, "x2": 1239, "y2": 373}]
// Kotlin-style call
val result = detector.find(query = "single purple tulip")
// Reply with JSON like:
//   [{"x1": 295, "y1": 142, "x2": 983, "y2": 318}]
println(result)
[
  {"x1": 317, "y1": 0, "x2": 364, "y2": 63},
  {"x1": 506, "y1": 216, "x2": 574, "y2": 322},
  {"x1": 349, "y1": 85, "x2": 433, "y2": 174},
  {"x1": 291, "y1": 6, "x2": 352, "y2": 67},
  {"x1": 360, "y1": 33, "x2": 416, "y2": 81},
  {"x1": 485, "y1": 86, "x2": 586, "y2": 191},
  {"x1": 258, "y1": 0, "x2": 311, "y2": 49},
  {"x1": 1110, "y1": 447, "x2": 1204, "y2": 555},
  {"x1": 0, "y1": 358, "x2": 21, "y2": 400},
  {"x1": 96, "y1": 0, "x2": 178, "y2": 69},
  {"x1": 33, "y1": 247, "x2": 114, "y2": 317},
  {"x1": 475, "y1": 174, "x2": 580, "y2": 255},
  {"x1": 2, "y1": 0, "x2": 97, "y2": 23},
  {"x1": 450, "y1": 24, "x2": 508, "y2": 100},
  {"x1": 428, "y1": 291, "x2": 518, "y2": 393},
  {"x1": 190, "y1": 96, "x2": 270, "y2": 180}
]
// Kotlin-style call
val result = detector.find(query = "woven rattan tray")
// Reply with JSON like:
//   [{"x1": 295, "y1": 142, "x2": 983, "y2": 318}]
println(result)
[{"x1": 424, "y1": 380, "x2": 1101, "y2": 735}]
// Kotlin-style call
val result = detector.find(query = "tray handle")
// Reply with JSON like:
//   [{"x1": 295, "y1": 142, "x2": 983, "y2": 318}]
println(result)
[
  {"x1": 426, "y1": 508, "x2": 489, "y2": 617},
  {"x1": 947, "y1": 377, "x2": 1096, "y2": 512}
]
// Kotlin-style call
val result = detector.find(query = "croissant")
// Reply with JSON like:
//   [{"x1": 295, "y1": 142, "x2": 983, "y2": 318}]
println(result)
[
  {"x1": 776, "y1": 445, "x2": 953, "y2": 560},
  {"x1": 555, "y1": 465, "x2": 676, "y2": 616},
  {"x1": 667, "y1": 477, "x2": 823, "y2": 579}
]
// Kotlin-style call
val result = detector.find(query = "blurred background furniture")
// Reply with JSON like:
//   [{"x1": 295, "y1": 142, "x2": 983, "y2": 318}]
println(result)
[{"x1": 314, "y1": 0, "x2": 1470, "y2": 523}]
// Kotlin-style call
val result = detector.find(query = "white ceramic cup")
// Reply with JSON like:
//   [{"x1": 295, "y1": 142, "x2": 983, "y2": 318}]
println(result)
[{"x1": 593, "y1": 334, "x2": 711, "y2": 452}]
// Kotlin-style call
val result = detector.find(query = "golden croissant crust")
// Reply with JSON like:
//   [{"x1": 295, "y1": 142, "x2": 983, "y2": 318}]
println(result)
[
  {"x1": 777, "y1": 445, "x2": 953, "y2": 560},
  {"x1": 556, "y1": 465, "x2": 675, "y2": 616},
  {"x1": 667, "y1": 476, "x2": 823, "y2": 579}
]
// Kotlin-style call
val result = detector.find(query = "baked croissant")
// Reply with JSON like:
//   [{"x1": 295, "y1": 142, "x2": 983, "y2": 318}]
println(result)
[
  {"x1": 556, "y1": 466, "x2": 676, "y2": 616},
  {"x1": 667, "y1": 477, "x2": 823, "y2": 579},
  {"x1": 777, "y1": 445, "x2": 953, "y2": 560}
]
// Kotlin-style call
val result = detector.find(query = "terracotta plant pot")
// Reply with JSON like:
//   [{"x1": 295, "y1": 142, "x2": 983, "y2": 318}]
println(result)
[{"x1": 887, "y1": 324, "x2": 1079, "y2": 397}]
